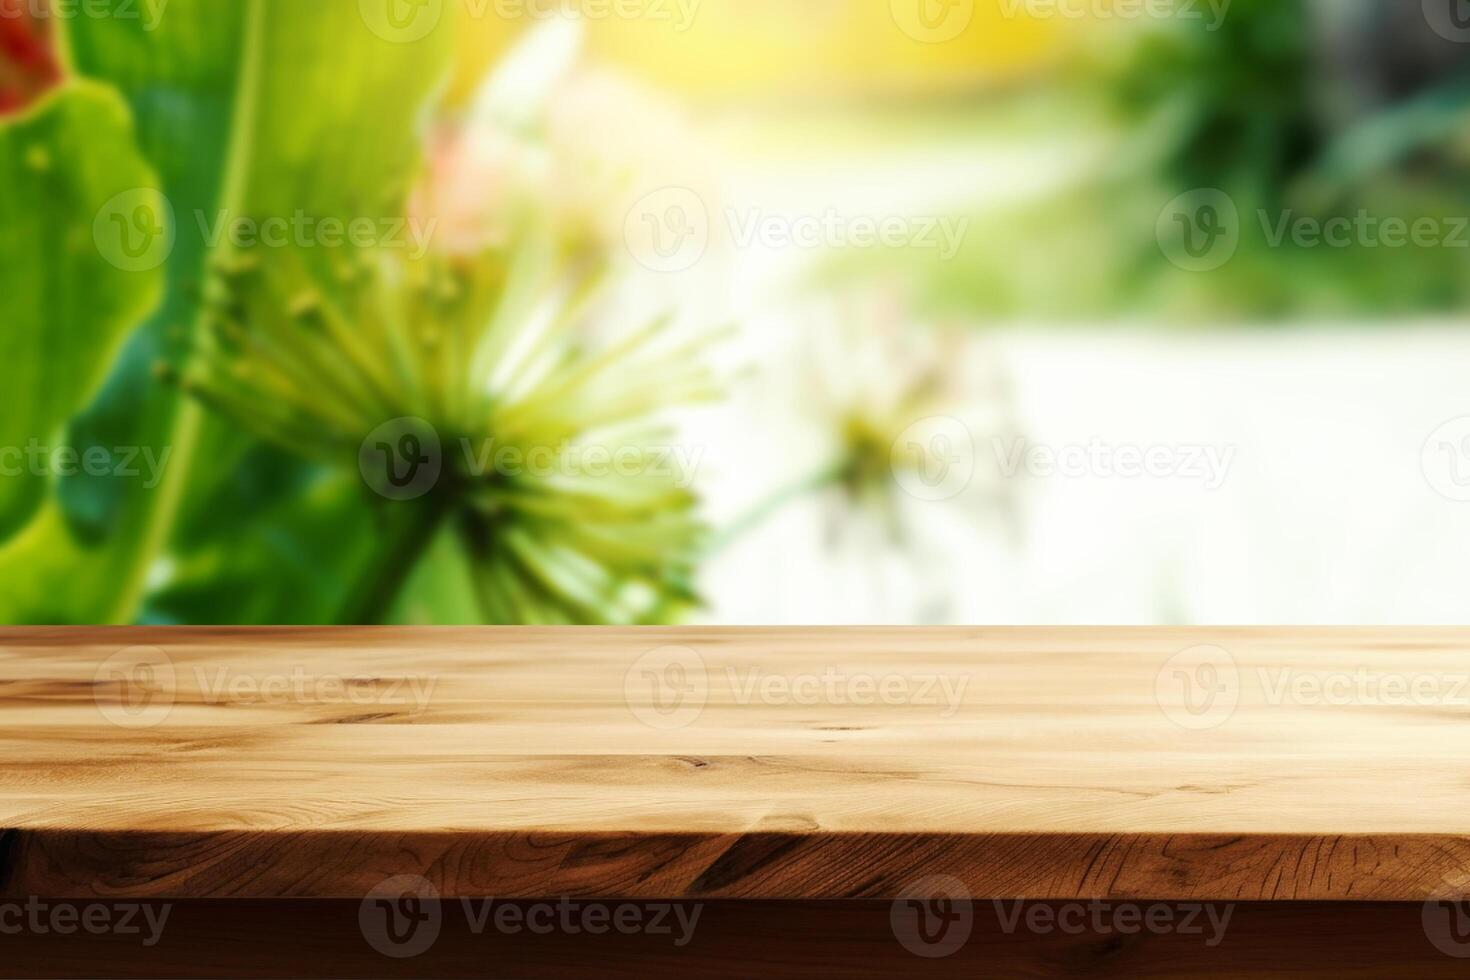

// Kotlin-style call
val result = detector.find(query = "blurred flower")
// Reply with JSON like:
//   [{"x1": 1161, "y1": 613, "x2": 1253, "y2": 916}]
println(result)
[
  {"x1": 412, "y1": 19, "x2": 715, "y2": 263},
  {"x1": 411, "y1": 124, "x2": 535, "y2": 256},
  {"x1": 407, "y1": 19, "x2": 575, "y2": 257},
  {"x1": 546, "y1": 64, "x2": 714, "y2": 250},
  {"x1": 712, "y1": 286, "x2": 1017, "y2": 624},
  {"x1": 798, "y1": 288, "x2": 1012, "y2": 536},
  {"x1": 178, "y1": 23, "x2": 723, "y2": 624},
  {"x1": 0, "y1": 0, "x2": 60, "y2": 116}
]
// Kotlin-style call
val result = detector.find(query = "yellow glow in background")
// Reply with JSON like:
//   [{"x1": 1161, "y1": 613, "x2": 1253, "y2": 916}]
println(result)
[{"x1": 448, "y1": 0, "x2": 1078, "y2": 103}]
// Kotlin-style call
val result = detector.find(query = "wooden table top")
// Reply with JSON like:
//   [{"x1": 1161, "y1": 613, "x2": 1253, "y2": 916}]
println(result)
[{"x1": 2, "y1": 627, "x2": 1468, "y2": 902}]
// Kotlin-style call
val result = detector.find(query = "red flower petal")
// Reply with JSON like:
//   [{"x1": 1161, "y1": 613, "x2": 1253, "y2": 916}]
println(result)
[{"x1": 0, "y1": 0, "x2": 61, "y2": 117}]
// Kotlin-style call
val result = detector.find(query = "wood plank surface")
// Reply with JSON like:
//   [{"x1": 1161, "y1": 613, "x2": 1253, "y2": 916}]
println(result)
[{"x1": 3, "y1": 627, "x2": 1470, "y2": 902}]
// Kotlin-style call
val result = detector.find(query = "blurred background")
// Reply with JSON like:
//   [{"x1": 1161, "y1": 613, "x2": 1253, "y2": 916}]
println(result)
[{"x1": 4, "y1": 0, "x2": 1470, "y2": 625}]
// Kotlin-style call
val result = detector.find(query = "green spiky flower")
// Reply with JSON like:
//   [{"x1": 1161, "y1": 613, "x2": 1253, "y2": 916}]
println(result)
[{"x1": 177, "y1": 209, "x2": 720, "y2": 624}]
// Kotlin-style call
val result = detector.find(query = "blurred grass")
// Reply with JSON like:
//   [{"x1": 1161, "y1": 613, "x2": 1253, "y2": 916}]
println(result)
[{"x1": 824, "y1": 2, "x2": 1470, "y2": 325}]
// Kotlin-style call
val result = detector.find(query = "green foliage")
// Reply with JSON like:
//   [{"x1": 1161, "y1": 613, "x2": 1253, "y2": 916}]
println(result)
[
  {"x1": 0, "y1": 82, "x2": 163, "y2": 540},
  {"x1": 0, "y1": 0, "x2": 453, "y2": 622},
  {"x1": 0, "y1": 6, "x2": 714, "y2": 624},
  {"x1": 184, "y1": 223, "x2": 716, "y2": 624},
  {"x1": 1100, "y1": 0, "x2": 1318, "y2": 201},
  {"x1": 857, "y1": 3, "x2": 1470, "y2": 325}
]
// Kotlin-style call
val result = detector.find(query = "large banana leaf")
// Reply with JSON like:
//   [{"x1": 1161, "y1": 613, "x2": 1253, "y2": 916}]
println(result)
[
  {"x1": 0, "y1": 81, "x2": 164, "y2": 541},
  {"x1": 0, "y1": 0, "x2": 452, "y2": 622},
  {"x1": 142, "y1": 457, "x2": 383, "y2": 625}
]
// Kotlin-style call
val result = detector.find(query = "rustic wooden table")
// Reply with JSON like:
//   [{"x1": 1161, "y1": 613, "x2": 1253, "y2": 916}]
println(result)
[{"x1": 2, "y1": 627, "x2": 1467, "y2": 976}]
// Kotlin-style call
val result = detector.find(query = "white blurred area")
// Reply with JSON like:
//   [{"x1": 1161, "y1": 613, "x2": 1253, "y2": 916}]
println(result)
[
  {"x1": 662, "y1": 119, "x2": 1470, "y2": 627},
  {"x1": 471, "y1": 16, "x2": 1470, "y2": 627},
  {"x1": 698, "y1": 324, "x2": 1470, "y2": 625}
]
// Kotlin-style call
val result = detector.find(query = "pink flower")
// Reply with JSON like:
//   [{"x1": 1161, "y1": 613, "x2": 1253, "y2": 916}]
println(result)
[{"x1": 409, "y1": 123, "x2": 542, "y2": 256}]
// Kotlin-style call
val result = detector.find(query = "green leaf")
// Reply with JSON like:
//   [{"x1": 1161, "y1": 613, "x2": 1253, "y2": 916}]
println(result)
[
  {"x1": 0, "y1": 0, "x2": 452, "y2": 622},
  {"x1": 142, "y1": 461, "x2": 383, "y2": 625},
  {"x1": 0, "y1": 82, "x2": 164, "y2": 540}
]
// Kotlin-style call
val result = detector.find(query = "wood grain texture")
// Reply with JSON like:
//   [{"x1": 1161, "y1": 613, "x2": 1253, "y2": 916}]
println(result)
[{"x1": 3, "y1": 627, "x2": 1470, "y2": 901}]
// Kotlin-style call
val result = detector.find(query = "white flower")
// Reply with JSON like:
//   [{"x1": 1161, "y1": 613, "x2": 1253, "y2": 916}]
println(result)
[{"x1": 697, "y1": 286, "x2": 1018, "y2": 624}]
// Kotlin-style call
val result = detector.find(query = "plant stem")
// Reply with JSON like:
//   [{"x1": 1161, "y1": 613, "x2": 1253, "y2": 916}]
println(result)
[
  {"x1": 338, "y1": 493, "x2": 456, "y2": 625},
  {"x1": 705, "y1": 458, "x2": 848, "y2": 558},
  {"x1": 104, "y1": 0, "x2": 267, "y2": 623}
]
